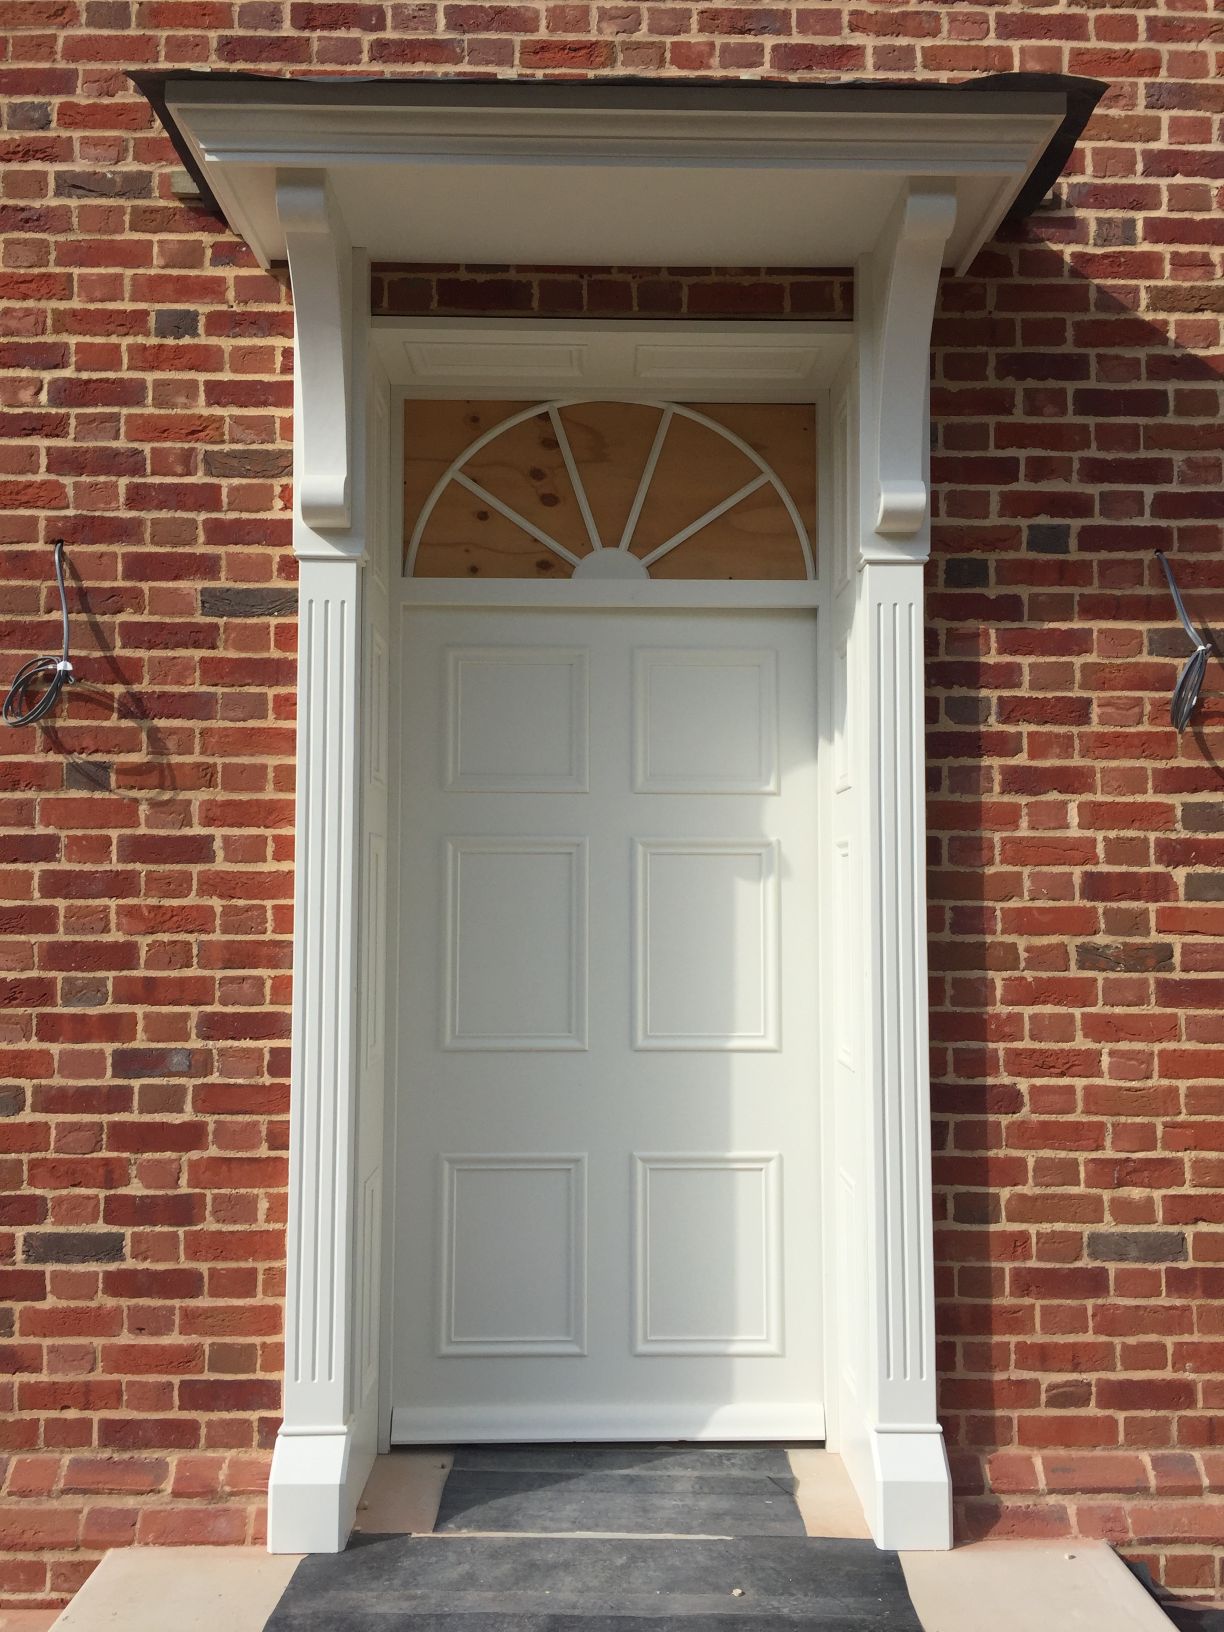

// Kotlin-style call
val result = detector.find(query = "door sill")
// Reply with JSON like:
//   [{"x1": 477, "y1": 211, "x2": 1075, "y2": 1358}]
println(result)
[{"x1": 390, "y1": 1401, "x2": 826, "y2": 1443}]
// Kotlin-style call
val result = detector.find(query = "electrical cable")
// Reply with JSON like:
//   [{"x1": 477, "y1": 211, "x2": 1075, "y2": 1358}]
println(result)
[
  {"x1": 1156, "y1": 549, "x2": 1210, "y2": 733},
  {"x1": 3, "y1": 539, "x2": 75, "y2": 728}
]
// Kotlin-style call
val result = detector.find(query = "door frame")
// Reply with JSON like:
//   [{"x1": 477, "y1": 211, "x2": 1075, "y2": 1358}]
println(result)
[
  {"x1": 269, "y1": 307, "x2": 953, "y2": 1558},
  {"x1": 381, "y1": 363, "x2": 838, "y2": 1460}
]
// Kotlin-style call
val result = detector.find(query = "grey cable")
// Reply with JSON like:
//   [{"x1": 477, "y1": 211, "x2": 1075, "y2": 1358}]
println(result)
[
  {"x1": 3, "y1": 539, "x2": 75, "y2": 727},
  {"x1": 1156, "y1": 550, "x2": 1210, "y2": 733}
]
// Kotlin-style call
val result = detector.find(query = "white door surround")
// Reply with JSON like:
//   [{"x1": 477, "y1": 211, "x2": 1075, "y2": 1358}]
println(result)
[
  {"x1": 277, "y1": 286, "x2": 951, "y2": 1559},
  {"x1": 145, "y1": 73, "x2": 1096, "y2": 1561},
  {"x1": 269, "y1": 296, "x2": 952, "y2": 1557}
]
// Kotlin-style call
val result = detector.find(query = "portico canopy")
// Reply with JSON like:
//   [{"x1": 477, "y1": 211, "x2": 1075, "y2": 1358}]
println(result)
[{"x1": 137, "y1": 71, "x2": 1102, "y2": 276}]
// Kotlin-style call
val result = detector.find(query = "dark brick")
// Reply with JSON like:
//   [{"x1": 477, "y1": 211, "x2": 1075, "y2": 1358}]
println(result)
[
  {"x1": 1044, "y1": 1380, "x2": 1093, "y2": 1409},
  {"x1": 65, "y1": 759, "x2": 112, "y2": 792},
  {"x1": 1075, "y1": 942, "x2": 1175, "y2": 973},
  {"x1": 200, "y1": 586, "x2": 298, "y2": 619},
  {"x1": 1027, "y1": 523, "x2": 1071, "y2": 554},
  {"x1": 24, "y1": 1230, "x2": 126, "y2": 1265},
  {"x1": 154, "y1": 309, "x2": 200, "y2": 340},
  {"x1": 54, "y1": 170, "x2": 152, "y2": 200},
  {"x1": 944, "y1": 558, "x2": 990, "y2": 589},
  {"x1": 945, "y1": 695, "x2": 992, "y2": 725},
  {"x1": 201, "y1": 449, "x2": 293, "y2": 479},
  {"x1": 1147, "y1": 627, "x2": 1218, "y2": 659},
  {"x1": 178, "y1": 1377, "x2": 282, "y2": 1412},
  {"x1": 111, "y1": 1047, "x2": 199, "y2": 1078},
  {"x1": 1185, "y1": 874, "x2": 1224, "y2": 903},
  {"x1": 1086, "y1": 1230, "x2": 1188, "y2": 1264},
  {"x1": 1181, "y1": 803, "x2": 1224, "y2": 834},
  {"x1": 9, "y1": 102, "x2": 52, "y2": 131},
  {"x1": 0, "y1": 1084, "x2": 25, "y2": 1116},
  {"x1": 1093, "y1": 218, "x2": 1137, "y2": 247}
]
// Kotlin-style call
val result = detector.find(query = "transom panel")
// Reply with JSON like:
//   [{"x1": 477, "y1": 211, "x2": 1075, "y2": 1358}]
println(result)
[{"x1": 403, "y1": 398, "x2": 817, "y2": 581}]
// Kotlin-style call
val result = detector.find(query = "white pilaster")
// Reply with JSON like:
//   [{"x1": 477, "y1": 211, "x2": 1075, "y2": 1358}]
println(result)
[
  {"x1": 840, "y1": 178, "x2": 957, "y2": 1550},
  {"x1": 266, "y1": 191, "x2": 381, "y2": 1549}
]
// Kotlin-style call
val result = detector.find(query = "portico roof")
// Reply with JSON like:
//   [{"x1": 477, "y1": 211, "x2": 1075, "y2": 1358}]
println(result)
[{"x1": 133, "y1": 71, "x2": 1103, "y2": 276}]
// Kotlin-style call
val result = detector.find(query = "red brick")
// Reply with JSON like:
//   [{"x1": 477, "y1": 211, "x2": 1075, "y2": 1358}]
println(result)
[
  {"x1": 0, "y1": 5, "x2": 1220, "y2": 1612},
  {"x1": 61, "y1": 1457, "x2": 170, "y2": 1495}
]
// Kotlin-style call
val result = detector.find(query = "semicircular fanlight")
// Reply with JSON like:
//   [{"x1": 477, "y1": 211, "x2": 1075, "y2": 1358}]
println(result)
[{"x1": 405, "y1": 398, "x2": 816, "y2": 582}]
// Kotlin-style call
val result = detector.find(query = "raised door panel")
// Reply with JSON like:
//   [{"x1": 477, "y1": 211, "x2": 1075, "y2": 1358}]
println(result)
[
  {"x1": 633, "y1": 648, "x2": 778, "y2": 794},
  {"x1": 440, "y1": 1155, "x2": 586, "y2": 1355},
  {"x1": 445, "y1": 838, "x2": 588, "y2": 1050},
  {"x1": 446, "y1": 646, "x2": 589, "y2": 793},
  {"x1": 633, "y1": 1154, "x2": 782, "y2": 1355},
  {"x1": 634, "y1": 839, "x2": 780, "y2": 1050}
]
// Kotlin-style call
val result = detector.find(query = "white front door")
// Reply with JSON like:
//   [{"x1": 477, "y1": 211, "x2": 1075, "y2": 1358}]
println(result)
[{"x1": 392, "y1": 606, "x2": 823, "y2": 1441}]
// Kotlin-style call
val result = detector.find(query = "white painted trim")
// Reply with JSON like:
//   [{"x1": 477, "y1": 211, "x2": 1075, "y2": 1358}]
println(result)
[
  {"x1": 390, "y1": 1400, "x2": 826, "y2": 1445},
  {"x1": 381, "y1": 319, "x2": 852, "y2": 402},
  {"x1": 549, "y1": 404, "x2": 603, "y2": 557},
  {"x1": 402, "y1": 580, "x2": 823, "y2": 610},
  {"x1": 857, "y1": 561, "x2": 949, "y2": 1548},
  {"x1": 164, "y1": 84, "x2": 1064, "y2": 273},
  {"x1": 868, "y1": 1426, "x2": 954, "y2": 1551},
  {"x1": 869, "y1": 181, "x2": 957, "y2": 539},
  {"x1": 266, "y1": 1428, "x2": 363, "y2": 1555},
  {"x1": 277, "y1": 171, "x2": 354, "y2": 534}
]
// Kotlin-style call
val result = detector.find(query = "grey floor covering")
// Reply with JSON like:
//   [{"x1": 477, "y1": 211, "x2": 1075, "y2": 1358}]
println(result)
[
  {"x1": 436, "y1": 1444, "x2": 804, "y2": 1537},
  {"x1": 264, "y1": 1446, "x2": 924, "y2": 1630}
]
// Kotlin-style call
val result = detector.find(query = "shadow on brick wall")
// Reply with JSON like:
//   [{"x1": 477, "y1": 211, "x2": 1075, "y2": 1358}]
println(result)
[
  {"x1": 925, "y1": 234, "x2": 1224, "y2": 1574},
  {"x1": 42, "y1": 555, "x2": 178, "y2": 801}
]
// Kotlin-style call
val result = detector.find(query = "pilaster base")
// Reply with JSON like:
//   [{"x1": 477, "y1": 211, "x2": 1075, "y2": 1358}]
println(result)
[
  {"x1": 868, "y1": 1426, "x2": 953, "y2": 1550},
  {"x1": 267, "y1": 1425, "x2": 371, "y2": 1553}
]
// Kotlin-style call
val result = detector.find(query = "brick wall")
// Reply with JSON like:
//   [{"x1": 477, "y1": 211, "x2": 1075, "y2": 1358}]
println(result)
[{"x1": 1, "y1": 0, "x2": 1222, "y2": 1611}]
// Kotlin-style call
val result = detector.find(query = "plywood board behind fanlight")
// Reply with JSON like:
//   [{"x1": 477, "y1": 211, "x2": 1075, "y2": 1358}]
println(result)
[{"x1": 404, "y1": 399, "x2": 817, "y2": 580}]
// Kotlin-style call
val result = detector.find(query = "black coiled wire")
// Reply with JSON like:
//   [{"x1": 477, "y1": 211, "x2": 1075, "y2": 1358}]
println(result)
[
  {"x1": 3, "y1": 539, "x2": 74, "y2": 727},
  {"x1": 1156, "y1": 549, "x2": 1210, "y2": 734}
]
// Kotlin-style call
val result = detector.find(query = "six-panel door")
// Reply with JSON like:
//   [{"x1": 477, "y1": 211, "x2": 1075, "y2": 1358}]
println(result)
[{"x1": 393, "y1": 608, "x2": 823, "y2": 1441}]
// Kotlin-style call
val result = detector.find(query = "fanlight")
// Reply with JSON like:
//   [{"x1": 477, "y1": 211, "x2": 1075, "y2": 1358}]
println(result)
[{"x1": 405, "y1": 398, "x2": 816, "y2": 581}]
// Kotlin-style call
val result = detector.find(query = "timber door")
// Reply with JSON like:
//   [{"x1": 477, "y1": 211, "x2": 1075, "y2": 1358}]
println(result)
[{"x1": 392, "y1": 606, "x2": 823, "y2": 1441}]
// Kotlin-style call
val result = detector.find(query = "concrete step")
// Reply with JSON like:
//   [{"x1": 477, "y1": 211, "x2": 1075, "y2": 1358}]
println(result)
[
  {"x1": 42, "y1": 1539, "x2": 1181, "y2": 1632},
  {"x1": 263, "y1": 1533, "x2": 923, "y2": 1629}
]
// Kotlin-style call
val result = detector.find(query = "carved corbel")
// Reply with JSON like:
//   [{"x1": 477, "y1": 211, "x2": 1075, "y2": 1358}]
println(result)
[
  {"x1": 277, "y1": 169, "x2": 353, "y2": 532},
  {"x1": 871, "y1": 180, "x2": 957, "y2": 539}
]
